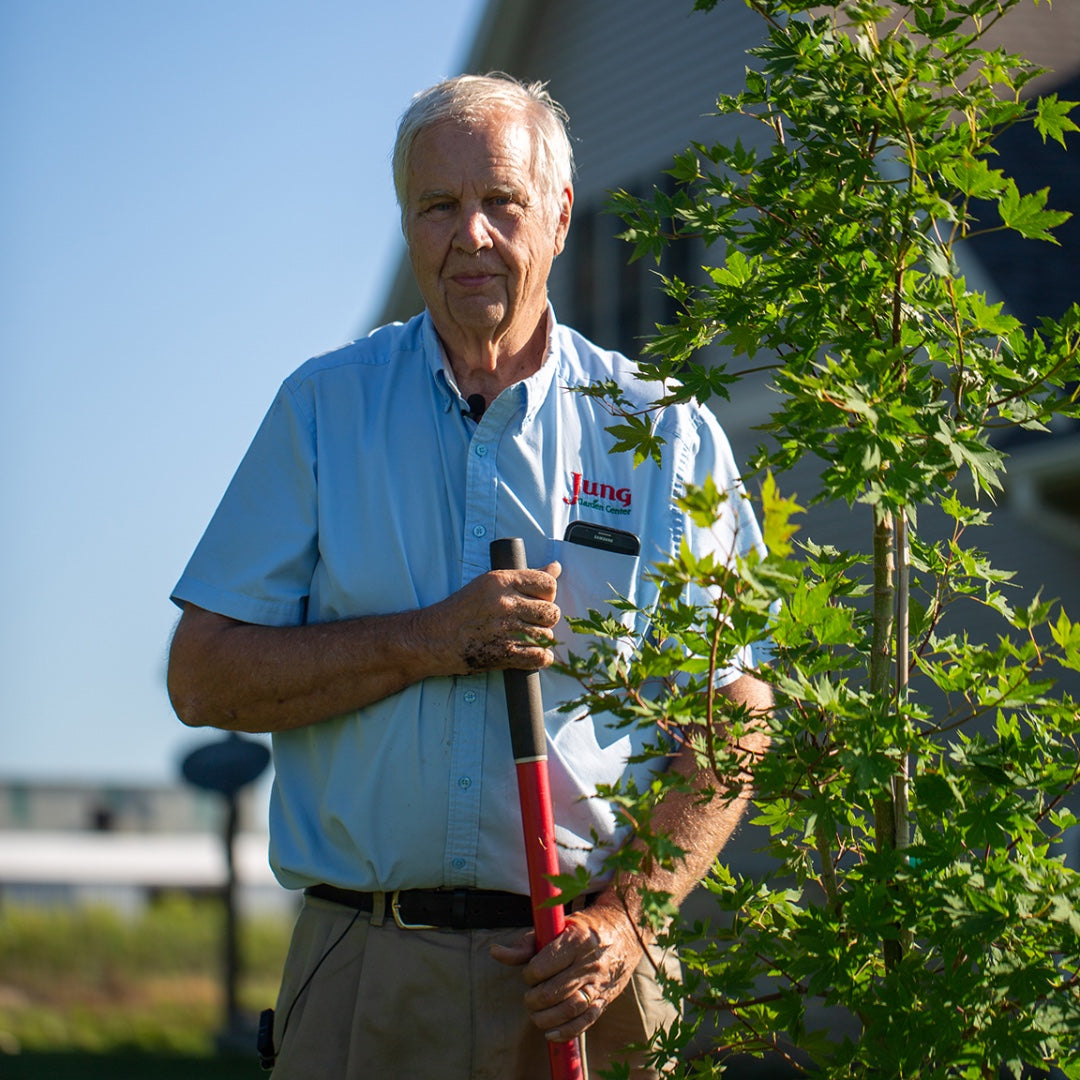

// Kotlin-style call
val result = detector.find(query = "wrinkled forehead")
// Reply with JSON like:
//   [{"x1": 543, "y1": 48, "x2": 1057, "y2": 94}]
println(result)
[{"x1": 407, "y1": 111, "x2": 539, "y2": 196}]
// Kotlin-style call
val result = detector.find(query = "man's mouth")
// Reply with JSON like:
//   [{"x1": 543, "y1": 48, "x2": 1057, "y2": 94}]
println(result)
[
  {"x1": 450, "y1": 272, "x2": 496, "y2": 288},
  {"x1": 448, "y1": 260, "x2": 500, "y2": 279}
]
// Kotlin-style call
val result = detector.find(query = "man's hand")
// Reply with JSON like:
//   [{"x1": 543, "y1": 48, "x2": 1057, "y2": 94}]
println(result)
[
  {"x1": 424, "y1": 561, "x2": 562, "y2": 675},
  {"x1": 489, "y1": 902, "x2": 644, "y2": 1042}
]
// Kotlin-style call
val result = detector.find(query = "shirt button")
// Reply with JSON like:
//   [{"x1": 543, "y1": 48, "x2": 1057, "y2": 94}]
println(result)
[
  {"x1": 475, "y1": 444, "x2": 488, "y2": 457},
  {"x1": 473, "y1": 524, "x2": 487, "y2": 538},
  {"x1": 451, "y1": 857, "x2": 466, "y2": 870},
  {"x1": 463, "y1": 689, "x2": 477, "y2": 704},
  {"x1": 458, "y1": 776, "x2": 472, "y2": 789}
]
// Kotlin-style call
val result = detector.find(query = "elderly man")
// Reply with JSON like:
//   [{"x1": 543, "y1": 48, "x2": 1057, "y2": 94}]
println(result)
[{"x1": 168, "y1": 74, "x2": 771, "y2": 1079}]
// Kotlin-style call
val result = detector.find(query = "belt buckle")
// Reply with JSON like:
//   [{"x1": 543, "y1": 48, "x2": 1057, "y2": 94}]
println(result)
[{"x1": 390, "y1": 890, "x2": 437, "y2": 931}]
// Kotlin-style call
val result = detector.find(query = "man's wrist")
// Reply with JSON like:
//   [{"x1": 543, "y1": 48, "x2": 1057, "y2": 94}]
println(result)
[{"x1": 591, "y1": 883, "x2": 648, "y2": 934}]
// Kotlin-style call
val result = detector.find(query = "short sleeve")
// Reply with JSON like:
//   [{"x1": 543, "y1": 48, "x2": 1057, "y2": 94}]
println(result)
[
  {"x1": 683, "y1": 410, "x2": 770, "y2": 683},
  {"x1": 170, "y1": 381, "x2": 319, "y2": 627}
]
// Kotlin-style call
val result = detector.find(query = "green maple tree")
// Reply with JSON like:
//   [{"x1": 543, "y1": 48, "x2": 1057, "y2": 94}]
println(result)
[{"x1": 559, "y1": 2, "x2": 1080, "y2": 1075}]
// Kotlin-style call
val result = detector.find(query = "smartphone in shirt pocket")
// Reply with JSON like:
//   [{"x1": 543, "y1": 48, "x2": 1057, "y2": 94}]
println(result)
[
  {"x1": 563, "y1": 521, "x2": 640, "y2": 558},
  {"x1": 551, "y1": 522, "x2": 641, "y2": 671}
]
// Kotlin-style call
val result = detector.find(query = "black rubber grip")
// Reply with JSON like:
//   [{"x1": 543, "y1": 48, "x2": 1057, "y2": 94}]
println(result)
[{"x1": 490, "y1": 539, "x2": 548, "y2": 762}]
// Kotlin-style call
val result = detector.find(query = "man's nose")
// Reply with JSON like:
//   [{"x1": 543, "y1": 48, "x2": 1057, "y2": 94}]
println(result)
[{"x1": 455, "y1": 208, "x2": 493, "y2": 253}]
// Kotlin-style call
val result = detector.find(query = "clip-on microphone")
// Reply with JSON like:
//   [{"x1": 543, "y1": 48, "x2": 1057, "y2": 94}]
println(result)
[{"x1": 465, "y1": 393, "x2": 486, "y2": 423}]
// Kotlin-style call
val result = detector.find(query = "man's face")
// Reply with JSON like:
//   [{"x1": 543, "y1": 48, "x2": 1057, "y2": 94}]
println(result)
[{"x1": 404, "y1": 109, "x2": 572, "y2": 361}]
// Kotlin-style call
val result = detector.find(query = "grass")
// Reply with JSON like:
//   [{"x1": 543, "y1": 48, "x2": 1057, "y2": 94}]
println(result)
[{"x1": 0, "y1": 893, "x2": 293, "y2": 1072}]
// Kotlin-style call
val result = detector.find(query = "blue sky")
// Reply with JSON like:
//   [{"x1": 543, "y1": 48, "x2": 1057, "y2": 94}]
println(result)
[{"x1": 1, "y1": 0, "x2": 487, "y2": 785}]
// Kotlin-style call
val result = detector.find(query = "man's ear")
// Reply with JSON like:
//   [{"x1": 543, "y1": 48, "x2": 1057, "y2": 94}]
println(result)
[{"x1": 553, "y1": 185, "x2": 573, "y2": 256}]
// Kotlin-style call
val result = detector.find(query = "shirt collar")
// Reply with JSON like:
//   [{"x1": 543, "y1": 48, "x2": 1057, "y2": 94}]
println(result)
[
  {"x1": 421, "y1": 314, "x2": 457, "y2": 414},
  {"x1": 421, "y1": 305, "x2": 561, "y2": 428}
]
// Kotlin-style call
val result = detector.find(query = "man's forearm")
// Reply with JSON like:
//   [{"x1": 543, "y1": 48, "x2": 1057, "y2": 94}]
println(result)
[
  {"x1": 594, "y1": 672, "x2": 773, "y2": 935},
  {"x1": 167, "y1": 605, "x2": 445, "y2": 733},
  {"x1": 167, "y1": 564, "x2": 562, "y2": 734}
]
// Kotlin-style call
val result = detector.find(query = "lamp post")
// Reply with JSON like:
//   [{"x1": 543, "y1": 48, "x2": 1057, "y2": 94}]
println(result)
[{"x1": 180, "y1": 732, "x2": 270, "y2": 1050}]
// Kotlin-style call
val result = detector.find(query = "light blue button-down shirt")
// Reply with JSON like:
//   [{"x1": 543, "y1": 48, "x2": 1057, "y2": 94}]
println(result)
[{"x1": 172, "y1": 309, "x2": 765, "y2": 894}]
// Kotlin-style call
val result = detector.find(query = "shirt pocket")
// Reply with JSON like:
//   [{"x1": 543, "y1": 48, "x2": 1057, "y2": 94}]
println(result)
[{"x1": 549, "y1": 537, "x2": 641, "y2": 670}]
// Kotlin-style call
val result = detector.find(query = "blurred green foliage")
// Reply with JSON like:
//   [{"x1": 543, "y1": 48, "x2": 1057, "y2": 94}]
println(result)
[{"x1": 0, "y1": 894, "x2": 292, "y2": 1058}]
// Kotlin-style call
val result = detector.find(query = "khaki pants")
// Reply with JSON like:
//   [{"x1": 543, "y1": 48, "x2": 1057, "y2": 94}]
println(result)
[{"x1": 270, "y1": 892, "x2": 680, "y2": 1080}]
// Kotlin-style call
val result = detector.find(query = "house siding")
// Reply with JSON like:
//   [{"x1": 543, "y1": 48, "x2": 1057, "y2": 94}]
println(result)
[{"x1": 501, "y1": 0, "x2": 765, "y2": 202}]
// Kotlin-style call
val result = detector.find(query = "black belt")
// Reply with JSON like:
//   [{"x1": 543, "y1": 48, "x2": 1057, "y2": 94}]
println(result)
[{"x1": 305, "y1": 883, "x2": 593, "y2": 930}]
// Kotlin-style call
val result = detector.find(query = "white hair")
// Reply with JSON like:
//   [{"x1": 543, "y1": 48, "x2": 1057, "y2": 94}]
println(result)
[{"x1": 392, "y1": 73, "x2": 575, "y2": 230}]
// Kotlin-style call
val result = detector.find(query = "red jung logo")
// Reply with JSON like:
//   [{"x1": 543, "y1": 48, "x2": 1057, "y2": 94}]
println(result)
[{"x1": 563, "y1": 471, "x2": 632, "y2": 515}]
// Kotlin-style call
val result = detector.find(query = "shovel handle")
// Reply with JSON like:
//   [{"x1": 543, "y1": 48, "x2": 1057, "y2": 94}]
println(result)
[{"x1": 491, "y1": 539, "x2": 584, "y2": 1080}]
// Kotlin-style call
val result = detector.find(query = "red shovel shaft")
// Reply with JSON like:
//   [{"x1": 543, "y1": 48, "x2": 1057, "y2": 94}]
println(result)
[
  {"x1": 491, "y1": 538, "x2": 585, "y2": 1080},
  {"x1": 515, "y1": 758, "x2": 564, "y2": 945}
]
